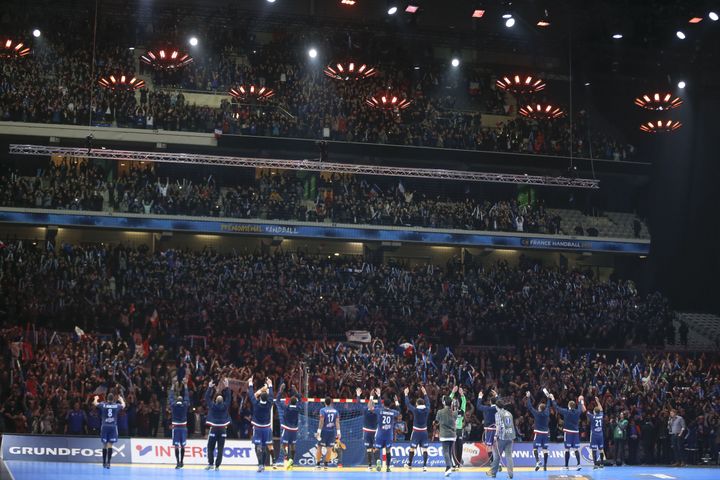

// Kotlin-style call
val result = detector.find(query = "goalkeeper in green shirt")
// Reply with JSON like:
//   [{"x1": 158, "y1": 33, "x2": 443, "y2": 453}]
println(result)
[{"x1": 449, "y1": 385, "x2": 467, "y2": 470}]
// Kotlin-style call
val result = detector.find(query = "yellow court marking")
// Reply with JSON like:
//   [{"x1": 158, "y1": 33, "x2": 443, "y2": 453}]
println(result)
[{"x1": 119, "y1": 464, "x2": 568, "y2": 473}]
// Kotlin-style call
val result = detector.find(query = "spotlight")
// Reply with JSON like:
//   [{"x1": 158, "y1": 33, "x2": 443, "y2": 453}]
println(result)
[
  {"x1": 414, "y1": 65, "x2": 420, "y2": 70},
  {"x1": 677, "y1": 80, "x2": 686, "y2": 89},
  {"x1": 405, "y1": 5, "x2": 419, "y2": 13},
  {"x1": 189, "y1": 36, "x2": 198, "y2": 46},
  {"x1": 676, "y1": 30, "x2": 686, "y2": 39},
  {"x1": 584, "y1": 82, "x2": 591, "y2": 86},
  {"x1": 688, "y1": 17, "x2": 703, "y2": 23},
  {"x1": 502, "y1": 12, "x2": 513, "y2": 19},
  {"x1": 388, "y1": 6, "x2": 398, "y2": 15},
  {"x1": 505, "y1": 17, "x2": 516, "y2": 28},
  {"x1": 340, "y1": 0, "x2": 356, "y2": 4},
  {"x1": 308, "y1": 48, "x2": 318, "y2": 58},
  {"x1": 612, "y1": 33, "x2": 623, "y2": 39},
  {"x1": 537, "y1": 8, "x2": 550, "y2": 27},
  {"x1": 451, "y1": 58, "x2": 460, "y2": 67},
  {"x1": 472, "y1": 9, "x2": 485, "y2": 18},
  {"x1": 266, "y1": 0, "x2": 276, "y2": 2},
  {"x1": 32, "y1": 29, "x2": 41, "y2": 38},
  {"x1": 710, "y1": 11, "x2": 719, "y2": 21}
]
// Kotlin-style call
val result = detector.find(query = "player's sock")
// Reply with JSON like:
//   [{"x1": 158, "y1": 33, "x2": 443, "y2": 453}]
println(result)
[
  {"x1": 408, "y1": 449, "x2": 415, "y2": 466},
  {"x1": 290, "y1": 444, "x2": 296, "y2": 462},
  {"x1": 268, "y1": 449, "x2": 274, "y2": 465},
  {"x1": 543, "y1": 452, "x2": 548, "y2": 467},
  {"x1": 102, "y1": 448, "x2": 107, "y2": 466},
  {"x1": 564, "y1": 450, "x2": 570, "y2": 467},
  {"x1": 387, "y1": 451, "x2": 392, "y2": 467},
  {"x1": 592, "y1": 450, "x2": 597, "y2": 465},
  {"x1": 107, "y1": 447, "x2": 113, "y2": 466},
  {"x1": 533, "y1": 449, "x2": 539, "y2": 463},
  {"x1": 180, "y1": 446, "x2": 185, "y2": 465},
  {"x1": 575, "y1": 450, "x2": 581, "y2": 465},
  {"x1": 175, "y1": 446, "x2": 180, "y2": 464},
  {"x1": 423, "y1": 451, "x2": 428, "y2": 467},
  {"x1": 367, "y1": 450, "x2": 373, "y2": 467},
  {"x1": 600, "y1": 452, "x2": 605, "y2": 463},
  {"x1": 256, "y1": 446, "x2": 264, "y2": 467}
]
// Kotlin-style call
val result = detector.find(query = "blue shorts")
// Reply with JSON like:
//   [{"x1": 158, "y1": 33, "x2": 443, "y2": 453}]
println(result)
[
  {"x1": 533, "y1": 432, "x2": 549, "y2": 449},
  {"x1": 564, "y1": 431, "x2": 580, "y2": 449},
  {"x1": 483, "y1": 428, "x2": 496, "y2": 446},
  {"x1": 281, "y1": 427, "x2": 298, "y2": 444},
  {"x1": 410, "y1": 429, "x2": 429, "y2": 448},
  {"x1": 363, "y1": 430, "x2": 376, "y2": 448},
  {"x1": 319, "y1": 430, "x2": 336, "y2": 447},
  {"x1": 374, "y1": 430, "x2": 393, "y2": 449},
  {"x1": 172, "y1": 426, "x2": 188, "y2": 446},
  {"x1": 590, "y1": 434, "x2": 604, "y2": 450},
  {"x1": 252, "y1": 426, "x2": 272, "y2": 445},
  {"x1": 100, "y1": 425, "x2": 118, "y2": 444}
]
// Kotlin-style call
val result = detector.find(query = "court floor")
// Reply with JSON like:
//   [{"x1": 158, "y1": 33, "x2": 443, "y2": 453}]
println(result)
[{"x1": 3, "y1": 461, "x2": 719, "y2": 480}]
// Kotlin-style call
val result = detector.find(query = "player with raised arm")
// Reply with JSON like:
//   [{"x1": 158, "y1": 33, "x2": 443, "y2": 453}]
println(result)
[
  {"x1": 374, "y1": 392, "x2": 401, "y2": 472},
  {"x1": 477, "y1": 389, "x2": 500, "y2": 469},
  {"x1": 275, "y1": 382, "x2": 303, "y2": 470},
  {"x1": 204, "y1": 377, "x2": 231, "y2": 471},
  {"x1": 169, "y1": 377, "x2": 190, "y2": 469},
  {"x1": 93, "y1": 392, "x2": 125, "y2": 469},
  {"x1": 448, "y1": 385, "x2": 467, "y2": 470},
  {"x1": 404, "y1": 385, "x2": 431, "y2": 471},
  {"x1": 549, "y1": 392, "x2": 584, "y2": 471},
  {"x1": 249, "y1": 376, "x2": 275, "y2": 472},
  {"x1": 585, "y1": 396, "x2": 606, "y2": 469},
  {"x1": 357, "y1": 387, "x2": 378, "y2": 471},
  {"x1": 316, "y1": 396, "x2": 341, "y2": 470},
  {"x1": 526, "y1": 390, "x2": 551, "y2": 471}
]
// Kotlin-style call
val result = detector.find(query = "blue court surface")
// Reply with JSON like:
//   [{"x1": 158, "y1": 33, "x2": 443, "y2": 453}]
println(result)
[{"x1": 3, "y1": 462, "x2": 719, "y2": 480}]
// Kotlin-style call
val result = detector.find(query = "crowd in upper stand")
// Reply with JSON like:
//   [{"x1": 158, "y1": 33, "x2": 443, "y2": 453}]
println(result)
[
  {"x1": 0, "y1": 8, "x2": 635, "y2": 161},
  {"x1": 0, "y1": 239, "x2": 716, "y2": 465},
  {"x1": 1, "y1": 160, "x2": 572, "y2": 235}
]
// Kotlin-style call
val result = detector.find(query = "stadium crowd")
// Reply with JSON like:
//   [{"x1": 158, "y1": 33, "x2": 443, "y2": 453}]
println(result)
[
  {"x1": 0, "y1": 13, "x2": 635, "y2": 160},
  {"x1": 0, "y1": 161, "x2": 565, "y2": 234},
  {"x1": 2, "y1": 238, "x2": 714, "y2": 466}
]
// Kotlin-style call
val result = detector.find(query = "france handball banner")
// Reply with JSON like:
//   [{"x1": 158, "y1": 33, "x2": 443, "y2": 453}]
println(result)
[
  {"x1": 130, "y1": 438, "x2": 257, "y2": 465},
  {"x1": 0, "y1": 434, "x2": 131, "y2": 463},
  {"x1": 0, "y1": 209, "x2": 650, "y2": 254}
]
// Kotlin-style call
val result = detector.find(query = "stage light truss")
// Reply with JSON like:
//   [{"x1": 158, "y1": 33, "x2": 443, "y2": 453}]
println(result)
[{"x1": 8, "y1": 144, "x2": 600, "y2": 189}]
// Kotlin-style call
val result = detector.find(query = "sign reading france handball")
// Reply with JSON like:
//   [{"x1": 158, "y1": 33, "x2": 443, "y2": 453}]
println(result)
[
  {"x1": 130, "y1": 438, "x2": 257, "y2": 465},
  {"x1": 0, "y1": 434, "x2": 131, "y2": 463},
  {"x1": 0, "y1": 210, "x2": 650, "y2": 254}
]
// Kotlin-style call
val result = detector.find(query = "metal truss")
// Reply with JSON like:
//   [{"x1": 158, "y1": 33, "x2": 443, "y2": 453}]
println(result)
[{"x1": 9, "y1": 144, "x2": 600, "y2": 189}]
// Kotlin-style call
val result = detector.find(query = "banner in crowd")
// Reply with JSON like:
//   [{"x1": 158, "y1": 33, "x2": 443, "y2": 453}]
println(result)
[
  {"x1": 0, "y1": 434, "x2": 131, "y2": 463},
  {"x1": 130, "y1": 438, "x2": 257, "y2": 465},
  {"x1": 0, "y1": 209, "x2": 650, "y2": 254}
]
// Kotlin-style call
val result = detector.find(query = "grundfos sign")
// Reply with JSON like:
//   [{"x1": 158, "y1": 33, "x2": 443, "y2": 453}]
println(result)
[{"x1": 1, "y1": 435, "x2": 130, "y2": 463}]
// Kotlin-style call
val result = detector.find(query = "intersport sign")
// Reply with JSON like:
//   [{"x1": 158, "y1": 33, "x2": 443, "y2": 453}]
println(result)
[
  {"x1": 1, "y1": 434, "x2": 131, "y2": 463},
  {"x1": 130, "y1": 438, "x2": 257, "y2": 465}
]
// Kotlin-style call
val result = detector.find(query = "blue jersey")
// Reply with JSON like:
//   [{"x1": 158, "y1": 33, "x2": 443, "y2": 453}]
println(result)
[
  {"x1": 205, "y1": 387, "x2": 232, "y2": 427},
  {"x1": 99, "y1": 402, "x2": 120, "y2": 426},
  {"x1": 588, "y1": 412, "x2": 604, "y2": 437},
  {"x1": 169, "y1": 386, "x2": 190, "y2": 426},
  {"x1": 275, "y1": 392, "x2": 302, "y2": 430},
  {"x1": 319, "y1": 406, "x2": 339, "y2": 432},
  {"x1": 67, "y1": 409, "x2": 86, "y2": 433},
  {"x1": 248, "y1": 385, "x2": 274, "y2": 428},
  {"x1": 405, "y1": 395, "x2": 431, "y2": 430},
  {"x1": 526, "y1": 398, "x2": 551, "y2": 433},
  {"x1": 359, "y1": 397, "x2": 378, "y2": 431},
  {"x1": 556, "y1": 404, "x2": 583, "y2": 432},
  {"x1": 376, "y1": 407, "x2": 399, "y2": 433},
  {"x1": 477, "y1": 400, "x2": 498, "y2": 428}
]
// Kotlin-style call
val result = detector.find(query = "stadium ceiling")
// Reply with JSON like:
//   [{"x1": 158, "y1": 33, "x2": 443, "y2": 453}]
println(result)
[{"x1": 9, "y1": 144, "x2": 600, "y2": 189}]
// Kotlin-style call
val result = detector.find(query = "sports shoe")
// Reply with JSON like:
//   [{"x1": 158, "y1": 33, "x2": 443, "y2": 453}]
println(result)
[
  {"x1": 104, "y1": 465, "x2": 110, "y2": 470},
  {"x1": 535, "y1": 461, "x2": 541, "y2": 471},
  {"x1": 543, "y1": 466, "x2": 547, "y2": 471},
  {"x1": 376, "y1": 459, "x2": 382, "y2": 472},
  {"x1": 257, "y1": 465, "x2": 264, "y2": 473},
  {"x1": 272, "y1": 464, "x2": 278, "y2": 470},
  {"x1": 314, "y1": 465, "x2": 322, "y2": 471},
  {"x1": 423, "y1": 466, "x2": 428, "y2": 472},
  {"x1": 367, "y1": 466, "x2": 374, "y2": 471},
  {"x1": 444, "y1": 469, "x2": 452, "y2": 477},
  {"x1": 576, "y1": 466, "x2": 582, "y2": 471},
  {"x1": 179, "y1": 462, "x2": 184, "y2": 468},
  {"x1": 485, "y1": 472, "x2": 495, "y2": 478},
  {"x1": 175, "y1": 464, "x2": 181, "y2": 470},
  {"x1": 215, "y1": 466, "x2": 221, "y2": 471},
  {"x1": 324, "y1": 465, "x2": 328, "y2": 471},
  {"x1": 405, "y1": 463, "x2": 412, "y2": 469},
  {"x1": 386, "y1": 467, "x2": 392, "y2": 473},
  {"x1": 599, "y1": 464, "x2": 604, "y2": 469},
  {"x1": 205, "y1": 465, "x2": 213, "y2": 471},
  {"x1": 593, "y1": 465, "x2": 599, "y2": 470},
  {"x1": 497, "y1": 465, "x2": 502, "y2": 472}
]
